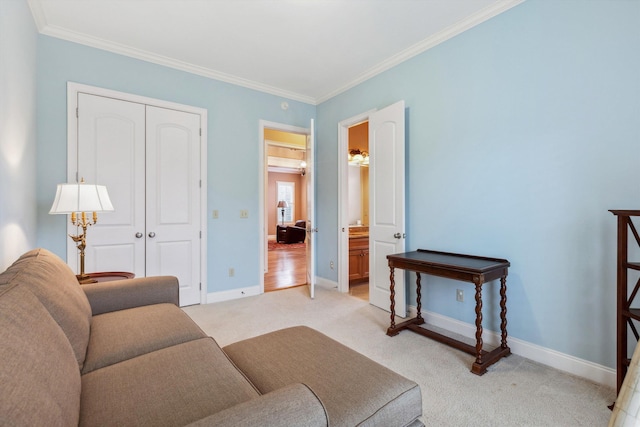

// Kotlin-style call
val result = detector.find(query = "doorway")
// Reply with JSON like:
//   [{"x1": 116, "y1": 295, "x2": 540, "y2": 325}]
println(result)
[
  {"x1": 260, "y1": 123, "x2": 309, "y2": 292},
  {"x1": 338, "y1": 102, "x2": 407, "y2": 314},
  {"x1": 346, "y1": 121, "x2": 370, "y2": 301},
  {"x1": 67, "y1": 83, "x2": 207, "y2": 306}
]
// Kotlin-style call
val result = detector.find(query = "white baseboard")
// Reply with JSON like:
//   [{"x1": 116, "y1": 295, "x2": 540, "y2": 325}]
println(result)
[
  {"x1": 407, "y1": 305, "x2": 615, "y2": 388},
  {"x1": 206, "y1": 285, "x2": 261, "y2": 303},
  {"x1": 315, "y1": 276, "x2": 339, "y2": 290},
  {"x1": 205, "y1": 283, "x2": 613, "y2": 388}
]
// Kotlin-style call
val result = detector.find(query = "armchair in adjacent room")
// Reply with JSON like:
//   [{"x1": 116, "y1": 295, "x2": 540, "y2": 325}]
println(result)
[{"x1": 284, "y1": 220, "x2": 306, "y2": 244}]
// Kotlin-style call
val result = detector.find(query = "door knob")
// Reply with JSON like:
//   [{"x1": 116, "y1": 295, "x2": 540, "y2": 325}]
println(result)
[
  {"x1": 393, "y1": 232, "x2": 402, "y2": 239},
  {"x1": 135, "y1": 232, "x2": 143, "y2": 238},
  {"x1": 148, "y1": 232, "x2": 156, "y2": 238}
]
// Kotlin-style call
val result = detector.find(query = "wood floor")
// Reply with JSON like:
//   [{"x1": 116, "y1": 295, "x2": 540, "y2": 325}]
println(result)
[
  {"x1": 264, "y1": 244, "x2": 307, "y2": 292},
  {"x1": 264, "y1": 243, "x2": 369, "y2": 301}
]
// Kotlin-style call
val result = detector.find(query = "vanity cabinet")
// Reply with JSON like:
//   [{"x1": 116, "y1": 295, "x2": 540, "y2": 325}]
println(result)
[{"x1": 349, "y1": 236, "x2": 369, "y2": 283}]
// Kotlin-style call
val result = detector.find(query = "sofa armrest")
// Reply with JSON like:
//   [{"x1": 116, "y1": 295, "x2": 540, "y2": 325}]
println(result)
[
  {"x1": 186, "y1": 383, "x2": 328, "y2": 427},
  {"x1": 82, "y1": 276, "x2": 179, "y2": 315}
]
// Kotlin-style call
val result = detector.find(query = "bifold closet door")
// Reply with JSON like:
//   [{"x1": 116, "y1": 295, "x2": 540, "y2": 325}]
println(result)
[{"x1": 75, "y1": 94, "x2": 202, "y2": 305}]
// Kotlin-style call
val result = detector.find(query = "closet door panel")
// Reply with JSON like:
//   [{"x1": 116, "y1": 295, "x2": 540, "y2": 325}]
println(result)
[
  {"x1": 146, "y1": 105, "x2": 201, "y2": 306},
  {"x1": 76, "y1": 93, "x2": 146, "y2": 277}
]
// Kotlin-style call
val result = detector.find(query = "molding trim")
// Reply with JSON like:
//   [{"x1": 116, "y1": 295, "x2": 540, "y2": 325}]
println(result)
[
  {"x1": 29, "y1": 0, "x2": 524, "y2": 106},
  {"x1": 30, "y1": 10, "x2": 316, "y2": 105},
  {"x1": 206, "y1": 285, "x2": 261, "y2": 304},
  {"x1": 315, "y1": 276, "x2": 339, "y2": 291},
  {"x1": 407, "y1": 305, "x2": 615, "y2": 388},
  {"x1": 315, "y1": 0, "x2": 525, "y2": 103}
]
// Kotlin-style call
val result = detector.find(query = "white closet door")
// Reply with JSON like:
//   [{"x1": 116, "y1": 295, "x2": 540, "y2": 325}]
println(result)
[
  {"x1": 145, "y1": 106, "x2": 202, "y2": 306},
  {"x1": 76, "y1": 93, "x2": 146, "y2": 277}
]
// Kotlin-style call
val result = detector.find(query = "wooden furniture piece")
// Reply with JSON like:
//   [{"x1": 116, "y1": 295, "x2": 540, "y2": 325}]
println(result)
[
  {"x1": 349, "y1": 236, "x2": 369, "y2": 284},
  {"x1": 386, "y1": 249, "x2": 511, "y2": 375},
  {"x1": 83, "y1": 271, "x2": 135, "y2": 283},
  {"x1": 610, "y1": 210, "x2": 640, "y2": 394}
]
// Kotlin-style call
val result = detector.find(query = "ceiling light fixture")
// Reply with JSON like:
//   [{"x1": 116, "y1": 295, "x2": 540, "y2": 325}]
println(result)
[{"x1": 348, "y1": 149, "x2": 369, "y2": 166}]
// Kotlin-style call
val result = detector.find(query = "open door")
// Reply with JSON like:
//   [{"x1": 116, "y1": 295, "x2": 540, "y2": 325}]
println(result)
[
  {"x1": 368, "y1": 101, "x2": 406, "y2": 316},
  {"x1": 306, "y1": 119, "x2": 316, "y2": 298}
]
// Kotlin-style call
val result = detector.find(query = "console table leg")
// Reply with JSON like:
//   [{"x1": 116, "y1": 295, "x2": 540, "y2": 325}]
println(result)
[
  {"x1": 416, "y1": 272, "x2": 423, "y2": 321},
  {"x1": 500, "y1": 275, "x2": 508, "y2": 349},
  {"x1": 474, "y1": 280, "x2": 484, "y2": 366},
  {"x1": 389, "y1": 266, "x2": 396, "y2": 330}
]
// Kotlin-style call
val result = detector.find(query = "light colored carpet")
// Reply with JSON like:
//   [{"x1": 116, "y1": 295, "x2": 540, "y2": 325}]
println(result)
[{"x1": 183, "y1": 283, "x2": 615, "y2": 426}]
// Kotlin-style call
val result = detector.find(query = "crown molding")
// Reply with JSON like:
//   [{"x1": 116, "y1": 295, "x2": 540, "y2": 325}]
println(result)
[
  {"x1": 28, "y1": 0, "x2": 316, "y2": 105},
  {"x1": 316, "y1": 0, "x2": 525, "y2": 104},
  {"x1": 26, "y1": 0, "x2": 47, "y2": 30},
  {"x1": 28, "y1": 0, "x2": 524, "y2": 106}
]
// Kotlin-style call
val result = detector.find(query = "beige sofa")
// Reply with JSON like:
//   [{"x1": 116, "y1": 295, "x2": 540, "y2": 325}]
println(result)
[{"x1": 0, "y1": 248, "x2": 422, "y2": 426}]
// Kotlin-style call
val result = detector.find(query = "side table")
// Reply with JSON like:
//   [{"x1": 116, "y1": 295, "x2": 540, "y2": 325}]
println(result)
[
  {"x1": 81, "y1": 272, "x2": 135, "y2": 284},
  {"x1": 386, "y1": 249, "x2": 511, "y2": 375}
]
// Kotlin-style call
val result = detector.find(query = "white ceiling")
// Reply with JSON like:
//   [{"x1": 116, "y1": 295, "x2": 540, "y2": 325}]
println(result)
[{"x1": 28, "y1": 0, "x2": 523, "y2": 104}]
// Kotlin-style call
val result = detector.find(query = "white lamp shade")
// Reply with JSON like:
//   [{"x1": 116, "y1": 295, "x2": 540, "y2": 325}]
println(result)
[{"x1": 49, "y1": 183, "x2": 114, "y2": 214}]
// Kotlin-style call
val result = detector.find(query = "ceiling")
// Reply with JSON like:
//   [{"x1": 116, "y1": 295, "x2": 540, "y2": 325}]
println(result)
[{"x1": 28, "y1": 0, "x2": 523, "y2": 105}]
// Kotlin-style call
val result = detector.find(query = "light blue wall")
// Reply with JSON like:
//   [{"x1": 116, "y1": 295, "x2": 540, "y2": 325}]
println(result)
[
  {"x1": 316, "y1": 0, "x2": 640, "y2": 367},
  {"x1": 35, "y1": 36, "x2": 315, "y2": 293},
  {"x1": 0, "y1": 0, "x2": 38, "y2": 270}
]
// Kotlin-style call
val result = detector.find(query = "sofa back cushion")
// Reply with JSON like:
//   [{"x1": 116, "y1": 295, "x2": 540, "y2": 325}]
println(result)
[
  {"x1": 0, "y1": 248, "x2": 92, "y2": 369},
  {"x1": 0, "y1": 285, "x2": 81, "y2": 426}
]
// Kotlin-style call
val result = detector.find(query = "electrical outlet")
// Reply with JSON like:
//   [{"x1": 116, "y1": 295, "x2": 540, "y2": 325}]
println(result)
[
  {"x1": 456, "y1": 289, "x2": 464, "y2": 302},
  {"x1": 240, "y1": 210, "x2": 248, "y2": 218},
  {"x1": 229, "y1": 268, "x2": 234, "y2": 277},
  {"x1": 212, "y1": 210, "x2": 219, "y2": 219},
  {"x1": 330, "y1": 261, "x2": 335, "y2": 270}
]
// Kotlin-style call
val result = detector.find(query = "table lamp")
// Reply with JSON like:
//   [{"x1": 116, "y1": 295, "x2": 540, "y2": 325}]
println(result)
[{"x1": 49, "y1": 179, "x2": 114, "y2": 283}]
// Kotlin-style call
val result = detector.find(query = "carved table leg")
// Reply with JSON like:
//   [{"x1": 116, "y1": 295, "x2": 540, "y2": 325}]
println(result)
[
  {"x1": 474, "y1": 279, "x2": 484, "y2": 366},
  {"x1": 416, "y1": 272, "x2": 423, "y2": 321},
  {"x1": 389, "y1": 266, "x2": 396, "y2": 331},
  {"x1": 500, "y1": 275, "x2": 508, "y2": 349}
]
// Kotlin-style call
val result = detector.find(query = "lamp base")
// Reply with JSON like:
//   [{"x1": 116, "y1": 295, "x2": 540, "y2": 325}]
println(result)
[{"x1": 76, "y1": 274, "x2": 97, "y2": 285}]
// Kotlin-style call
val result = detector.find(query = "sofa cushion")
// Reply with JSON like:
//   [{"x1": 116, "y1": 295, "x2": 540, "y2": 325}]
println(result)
[
  {"x1": 83, "y1": 303, "x2": 208, "y2": 373},
  {"x1": 80, "y1": 337, "x2": 260, "y2": 427},
  {"x1": 223, "y1": 326, "x2": 422, "y2": 427},
  {"x1": 0, "y1": 285, "x2": 81, "y2": 426},
  {"x1": 0, "y1": 248, "x2": 92, "y2": 369},
  {"x1": 186, "y1": 383, "x2": 328, "y2": 427}
]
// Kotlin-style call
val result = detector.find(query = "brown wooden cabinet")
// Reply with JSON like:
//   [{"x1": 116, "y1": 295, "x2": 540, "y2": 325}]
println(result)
[{"x1": 349, "y1": 236, "x2": 369, "y2": 283}]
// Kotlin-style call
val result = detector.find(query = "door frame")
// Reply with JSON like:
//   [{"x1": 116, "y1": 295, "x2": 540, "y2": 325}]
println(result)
[
  {"x1": 258, "y1": 120, "x2": 310, "y2": 293},
  {"x1": 66, "y1": 82, "x2": 208, "y2": 304},
  {"x1": 337, "y1": 110, "x2": 376, "y2": 293}
]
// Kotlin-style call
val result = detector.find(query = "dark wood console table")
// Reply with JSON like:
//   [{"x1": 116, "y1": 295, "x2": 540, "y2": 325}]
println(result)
[{"x1": 386, "y1": 249, "x2": 511, "y2": 375}]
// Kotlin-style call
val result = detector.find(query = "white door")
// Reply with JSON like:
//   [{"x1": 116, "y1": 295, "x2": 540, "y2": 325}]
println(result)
[
  {"x1": 76, "y1": 93, "x2": 146, "y2": 277},
  {"x1": 368, "y1": 101, "x2": 406, "y2": 316},
  {"x1": 73, "y1": 93, "x2": 202, "y2": 306},
  {"x1": 306, "y1": 119, "x2": 316, "y2": 298},
  {"x1": 146, "y1": 106, "x2": 202, "y2": 306}
]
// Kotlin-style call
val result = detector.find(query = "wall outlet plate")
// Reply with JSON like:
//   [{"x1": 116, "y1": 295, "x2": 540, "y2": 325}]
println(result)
[{"x1": 456, "y1": 289, "x2": 464, "y2": 302}]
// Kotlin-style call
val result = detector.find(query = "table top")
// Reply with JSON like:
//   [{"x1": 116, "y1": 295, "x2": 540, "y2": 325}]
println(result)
[
  {"x1": 387, "y1": 249, "x2": 510, "y2": 274},
  {"x1": 609, "y1": 210, "x2": 640, "y2": 217},
  {"x1": 85, "y1": 271, "x2": 135, "y2": 282}
]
